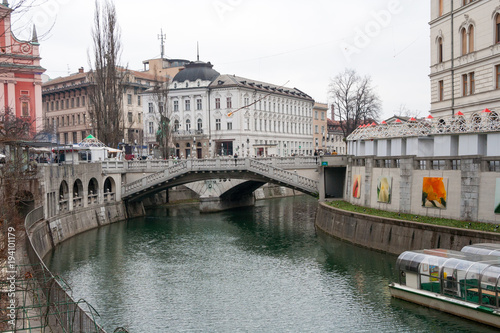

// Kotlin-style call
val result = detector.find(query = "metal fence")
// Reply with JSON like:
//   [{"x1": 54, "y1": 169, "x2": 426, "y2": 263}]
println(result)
[{"x1": 24, "y1": 206, "x2": 107, "y2": 333}]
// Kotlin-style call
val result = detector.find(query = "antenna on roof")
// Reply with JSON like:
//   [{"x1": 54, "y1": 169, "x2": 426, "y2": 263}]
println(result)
[
  {"x1": 158, "y1": 28, "x2": 166, "y2": 59},
  {"x1": 197, "y1": 41, "x2": 199, "y2": 62}
]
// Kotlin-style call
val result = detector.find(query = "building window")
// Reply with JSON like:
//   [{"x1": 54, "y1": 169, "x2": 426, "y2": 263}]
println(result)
[
  {"x1": 315, "y1": 125, "x2": 319, "y2": 134},
  {"x1": 314, "y1": 110, "x2": 318, "y2": 120},
  {"x1": 174, "y1": 120, "x2": 179, "y2": 131},
  {"x1": 128, "y1": 112, "x2": 132, "y2": 123},
  {"x1": 215, "y1": 118, "x2": 221, "y2": 130},
  {"x1": 461, "y1": 28, "x2": 467, "y2": 55},
  {"x1": 173, "y1": 100, "x2": 178, "y2": 111},
  {"x1": 137, "y1": 95, "x2": 141, "y2": 106},
  {"x1": 438, "y1": 80, "x2": 444, "y2": 101},
  {"x1": 73, "y1": 132, "x2": 77, "y2": 144},
  {"x1": 196, "y1": 98, "x2": 202, "y2": 110},
  {"x1": 78, "y1": 114, "x2": 80, "y2": 124},
  {"x1": 149, "y1": 122, "x2": 154, "y2": 134},
  {"x1": 321, "y1": 112, "x2": 325, "y2": 120},
  {"x1": 462, "y1": 74, "x2": 468, "y2": 96},
  {"x1": 138, "y1": 113, "x2": 141, "y2": 123},
  {"x1": 185, "y1": 119, "x2": 191, "y2": 131},
  {"x1": 149, "y1": 102, "x2": 153, "y2": 113},
  {"x1": 82, "y1": 96, "x2": 85, "y2": 106},
  {"x1": 438, "y1": 37, "x2": 443, "y2": 63},
  {"x1": 185, "y1": 99, "x2": 190, "y2": 111},
  {"x1": 21, "y1": 102, "x2": 29, "y2": 117},
  {"x1": 496, "y1": 14, "x2": 500, "y2": 43},
  {"x1": 197, "y1": 118, "x2": 202, "y2": 130},
  {"x1": 215, "y1": 98, "x2": 220, "y2": 109},
  {"x1": 226, "y1": 97, "x2": 232, "y2": 108},
  {"x1": 244, "y1": 97, "x2": 249, "y2": 106},
  {"x1": 496, "y1": 65, "x2": 500, "y2": 89},
  {"x1": 469, "y1": 72, "x2": 475, "y2": 94},
  {"x1": 127, "y1": 94, "x2": 132, "y2": 105},
  {"x1": 159, "y1": 102, "x2": 164, "y2": 114},
  {"x1": 468, "y1": 25, "x2": 474, "y2": 53},
  {"x1": 227, "y1": 122, "x2": 232, "y2": 130},
  {"x1": 71, "y1": 98, "x2": 75, "y2": 108}
]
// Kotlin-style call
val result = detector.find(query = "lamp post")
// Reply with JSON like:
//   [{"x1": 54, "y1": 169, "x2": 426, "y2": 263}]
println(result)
[
  {"x1": 246, "y1": 137, "x2": 250, "y2": 157},
  {"x1": 193, "y1": 136, "x2": 196, "y2": 158}
]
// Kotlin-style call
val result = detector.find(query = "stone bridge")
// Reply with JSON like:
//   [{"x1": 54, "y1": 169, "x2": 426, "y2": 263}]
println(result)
[{"x1": 102, "y1": 157, "x2": 323, "y2": 212}]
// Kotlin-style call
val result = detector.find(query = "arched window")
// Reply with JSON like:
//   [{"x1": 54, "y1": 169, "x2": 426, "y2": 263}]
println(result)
[
  {"x1": 438, "y1": 37, "x2": 443, "y2": 63},
  {"x1": 185, "y1": 119, "x2": 191, "y2": 131},
  {"x1": 496, "y1": 14, "x2": 500, "y2": 43},
  {"x1": 461, "y1": 28, "x2": 467, "y2": 55},
  {"x1": 197, "y1": 118, "x2": 202, "y2": 131},
  {"x1": 174, "y1": 120, "x2": 179, "y2": 131},
  {"x1": 468, "y1": 25, "x2": 474, "y2": 53}
]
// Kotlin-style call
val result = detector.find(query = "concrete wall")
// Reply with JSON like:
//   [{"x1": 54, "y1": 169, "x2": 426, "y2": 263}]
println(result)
[
  {"x1": 29, "y1": 202, "x2": 126, "y2": 259},
  {"x1": 346, "y1": 156, "x2": 500, "y2": 223},
  {"x1": 316, "y1": 203, "x2": 500, "y2": 255}
]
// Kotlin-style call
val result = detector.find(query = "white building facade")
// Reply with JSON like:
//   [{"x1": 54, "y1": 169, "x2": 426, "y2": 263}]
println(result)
[
  {"x1": 430, "y1": 0, "x2": 500, "y2": 118},
  {"x1": 143, "y1": 61, "x2": 315, "y2": 158}
]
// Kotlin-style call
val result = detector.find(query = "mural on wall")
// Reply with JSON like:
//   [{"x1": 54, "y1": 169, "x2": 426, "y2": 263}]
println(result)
[
  {"x1": 495, "y1": 178, "x2": 500, "y2": 214},
  {"x1": 377, "y1": 176, "x2": 392, "y2": 203},
  {"x1": 352, "y1": 175, "x2": 361, "y2": 198},
  {"x1": 422, "y1": 177, "x2": 447, "y2": 209}
]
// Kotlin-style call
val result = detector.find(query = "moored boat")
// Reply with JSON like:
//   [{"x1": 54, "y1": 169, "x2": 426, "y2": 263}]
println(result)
[{"x1": 390, "y1": 248, "x2": 500, "y2": 328}]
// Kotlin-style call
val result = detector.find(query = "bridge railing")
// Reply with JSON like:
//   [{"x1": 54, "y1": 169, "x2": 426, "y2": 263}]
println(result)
[
  {"x1": 103, "y1": 156, "x2": 319, "y2": 172},
  {"x1": 122, "y1": 157, "x2": 319, "y2": 198}
]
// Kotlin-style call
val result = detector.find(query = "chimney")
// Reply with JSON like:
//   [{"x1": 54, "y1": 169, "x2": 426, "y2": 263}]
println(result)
[
  {"x1": 330, "y1": 104, "x2": 335, "y2": 121},
  {"x1": 78, "y1": 67, "x2": 84, "y2": 74}
]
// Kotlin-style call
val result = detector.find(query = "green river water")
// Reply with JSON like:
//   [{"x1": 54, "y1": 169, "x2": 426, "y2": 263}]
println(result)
[{"x1": 45, "y1": 196, "x2": 497, "y2": 332}]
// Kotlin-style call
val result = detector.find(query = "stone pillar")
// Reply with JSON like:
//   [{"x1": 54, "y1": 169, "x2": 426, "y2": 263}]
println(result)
[
  {"x1": 399, "y1": 157, "x2": 414, "y2": 214},
  {"x1": 461, "y1": 158, "x2": 480, "y2": 221},
  {"x1": 318, "y1": 164, "x2": 325, "y2": 202},
  {"x1": 363, "y1": 157, "x2": 374, "y2": 207}
]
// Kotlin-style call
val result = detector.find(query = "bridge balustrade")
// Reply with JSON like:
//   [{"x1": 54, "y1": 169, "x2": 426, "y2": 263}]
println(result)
[{"x1": 122, "y1": 157, "x2": 319, "y2": 199}]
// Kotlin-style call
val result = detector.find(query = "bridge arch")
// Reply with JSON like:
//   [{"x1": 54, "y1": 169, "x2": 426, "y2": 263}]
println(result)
[
  {"x1": 88, "y1": 177, "x2": 98, "y2": 205},
  {"x1": 122, "y1": 158, "x2": 319, "y2": 203}
]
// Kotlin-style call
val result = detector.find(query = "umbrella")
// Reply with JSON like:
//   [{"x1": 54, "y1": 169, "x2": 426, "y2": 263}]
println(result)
[
  {"x1": 483, "y1": 108, "x2": 492, "y2": 113},
  {"x1": 427, "y1": 115, "x2": 434, "y2": 119},
  {"x1": 456, "y1": 111, "x2": 464, "y2": 116}
]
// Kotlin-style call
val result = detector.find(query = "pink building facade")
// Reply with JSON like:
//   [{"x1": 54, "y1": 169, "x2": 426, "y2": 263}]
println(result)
[{"x1": 0, "y1": 1, "x2": 45, "y2": 134}]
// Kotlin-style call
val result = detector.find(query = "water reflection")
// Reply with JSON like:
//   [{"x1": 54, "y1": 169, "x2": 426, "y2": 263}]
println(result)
[{"x1": 45, "y1": 197, "x2": 499, "y2": 332}]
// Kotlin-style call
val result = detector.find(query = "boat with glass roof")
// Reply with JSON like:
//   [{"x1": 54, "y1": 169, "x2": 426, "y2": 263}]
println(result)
[{"x1": 389, "y1": 248, "x2": 500, "y2": 328}]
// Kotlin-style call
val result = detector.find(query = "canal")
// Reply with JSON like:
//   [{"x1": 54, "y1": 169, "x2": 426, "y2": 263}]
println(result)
[{"x1": 45, "y1": 196, "x2": 498, "y2": 332}]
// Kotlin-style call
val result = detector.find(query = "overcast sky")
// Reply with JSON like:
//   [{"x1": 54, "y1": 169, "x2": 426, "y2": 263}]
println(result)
[{"x1": 13, "y1": 0, "x2": 430, "y2": 120}]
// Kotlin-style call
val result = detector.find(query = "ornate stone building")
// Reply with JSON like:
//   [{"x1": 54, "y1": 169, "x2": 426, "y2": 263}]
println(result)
[
  {"x1": 430, "y1": 0, "x2": 500, "y2": 119},
  {"x1": 143, "y1": 60, "x2": 315, "y2": 158},
  {"x1": 42, "y1": 68, "x2": 158, "y2": 147},
  {"x1": 0, "y1": 1, "x2": 45, "y2": 133}
]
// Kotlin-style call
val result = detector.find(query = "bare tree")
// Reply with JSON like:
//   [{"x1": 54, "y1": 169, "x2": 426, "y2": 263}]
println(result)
[
  {"x1": 150, "y1": 71, "x2": 172, "y2": 158},
  {"x1": 87, "y1": 0, "x2": 126, "y2": 148},
  {"x1": 395, "y1": 104, "x2": 422, "y2": 119},
  {"x1": 329, "y1": 68, "x2": 381, "y2": 139}
]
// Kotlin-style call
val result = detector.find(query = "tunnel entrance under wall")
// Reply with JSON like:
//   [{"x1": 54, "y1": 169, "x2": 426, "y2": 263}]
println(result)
[{"x1": 324, "y1": 167, "x2": 346, "y2": 199}]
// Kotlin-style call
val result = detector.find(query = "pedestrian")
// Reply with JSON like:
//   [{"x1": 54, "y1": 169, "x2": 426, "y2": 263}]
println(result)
[{"x1": 314, "y1": 150, "x2": 318, "y2": 163}]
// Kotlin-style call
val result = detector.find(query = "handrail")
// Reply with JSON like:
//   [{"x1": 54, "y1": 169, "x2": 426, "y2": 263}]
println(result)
[
  {"x1": 24, "y1": 206, "x2": 107, "y2": 332},
  {"x1": 122, "y1": 157, "x2": 319, "y2": 198}
]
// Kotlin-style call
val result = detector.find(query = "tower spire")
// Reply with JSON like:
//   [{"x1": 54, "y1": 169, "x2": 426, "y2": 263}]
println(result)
[
  {"x1": 158, "y1": 29, "x2": 165, "y2": 59},
  {"x1": 32, "y1": 24, "x2": 38, "y2": 43},
  {"x1": 197, "y1": 41, "x2": 199, "y2": 62}
]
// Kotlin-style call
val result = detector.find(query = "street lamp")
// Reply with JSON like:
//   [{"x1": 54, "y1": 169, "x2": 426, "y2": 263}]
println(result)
[
  {"x1": 246, "y1": 137, "x2": 250, "y2": 157},
  {"x1": 193, "y1": 136, "x2": 196, "y2": 158}
]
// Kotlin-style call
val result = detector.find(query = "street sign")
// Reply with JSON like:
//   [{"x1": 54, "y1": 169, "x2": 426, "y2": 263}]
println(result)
[{"x1": 321, "y1": 161, "x2": 328, "y2": 166}]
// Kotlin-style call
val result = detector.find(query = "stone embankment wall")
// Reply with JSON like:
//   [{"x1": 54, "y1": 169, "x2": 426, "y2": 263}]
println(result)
[
  {"x1": 29, "y1": 202, "x2": 126, "y2": 259},
  {"x1": 316, "y1": 202, "x2": 500, "y2": 255}
]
